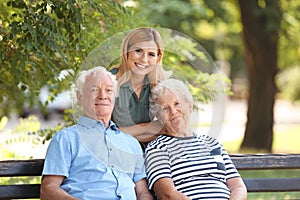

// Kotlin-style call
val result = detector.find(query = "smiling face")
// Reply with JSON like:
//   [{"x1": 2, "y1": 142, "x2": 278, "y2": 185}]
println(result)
[
  {"x1": 127, "y1": 40, "x2": 160, "y2": 77},
  {"x1": 156, "y1": 89, "x2": 192, "y2": 136},
  {"x1": 78, "y1": 72, "x2": 115, "y2": 124}
]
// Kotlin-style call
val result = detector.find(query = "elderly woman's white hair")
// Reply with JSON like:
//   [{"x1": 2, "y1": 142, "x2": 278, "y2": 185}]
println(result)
[
  {"x1": 149, "y1": 78, "x2": 193, "y2": 118},
  {"x1": 76, "y1": 66, "x2": 117, "y2": 96}
]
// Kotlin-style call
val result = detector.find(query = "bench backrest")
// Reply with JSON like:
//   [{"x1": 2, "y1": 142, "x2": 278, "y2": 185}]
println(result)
[
  {"x1": 0, "y1": 159, "x2": 43, "y2": 199},
  {"x1": 231, "y1": 154, "x2": 300, "y2": 192},
  {"x1": 0, "y1": 154, "x2": 300, "y2": 199}
]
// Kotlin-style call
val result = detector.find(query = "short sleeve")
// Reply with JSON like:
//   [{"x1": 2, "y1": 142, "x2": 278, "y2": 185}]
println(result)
[
  {"x1": 221, "y1": 146, "x2": 241, "y2": 180},
  {"x1": 130, "y1": 136, "x2": 147, "y2": 183},
  {"x1": 42, "y1": 129, "x2": 72, "y2": 177},
  {"x1": 145, "y1": 145, "x2": 171, "y2": 190},
  {"x1": 133, "y1": 152, "x2": 147, "y2": 183}
]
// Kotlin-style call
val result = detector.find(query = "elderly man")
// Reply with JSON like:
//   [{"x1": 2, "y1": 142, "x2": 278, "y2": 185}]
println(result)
[{"x1": 40, "y1": 66, "x2": 153, "y2": 200}]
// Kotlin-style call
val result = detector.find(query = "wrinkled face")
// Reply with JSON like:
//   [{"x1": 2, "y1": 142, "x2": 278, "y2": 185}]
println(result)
[
  {"x1": 78, "y1": 73, "x2": 115, "y2": 121},
  {"x1": 127, "y1": 40, "x2": 160, "y2": 76},
  {"x1": 156, "y1": 89, "x2": 191, "y2": 134}
]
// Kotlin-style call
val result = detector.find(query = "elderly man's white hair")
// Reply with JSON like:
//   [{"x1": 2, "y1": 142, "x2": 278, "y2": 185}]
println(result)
[
  {"x1": 149, "y1": 78, "x2": 193, "y2": 118},
  {"x1": 76, "y1": 66, "x2": 117, "y2": 95}
]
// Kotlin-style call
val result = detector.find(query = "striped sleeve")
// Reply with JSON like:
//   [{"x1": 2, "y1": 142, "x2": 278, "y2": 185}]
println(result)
[
  {"x1": 145, "y1": 142, "x2": 171, "y2": 190},
  {"x1": 221, "y1": 145, "x2": 241, "y2": 180}
]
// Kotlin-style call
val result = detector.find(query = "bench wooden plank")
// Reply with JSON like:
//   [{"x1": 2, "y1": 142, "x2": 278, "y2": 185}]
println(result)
[
  {"x1": 230, "y1": 154, "x2": 300, "y2": 169},
  {"x1": 0, "y1": 184, "x2": 40, "y2": 199},
  {"x1": 244, "y1": 178, "x2": 300, "y2": 192},
  {"x1": 0, "y1": 159, "x2": 44, "y2": 177},
  {"x1": 0, "y1": 154, "x2": 300, "y2": 199}
]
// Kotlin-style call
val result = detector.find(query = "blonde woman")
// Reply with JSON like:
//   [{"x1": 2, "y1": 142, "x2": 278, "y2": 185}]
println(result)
[{"x1": 111, "y1": 27, "x2": 171, "y2": 144}]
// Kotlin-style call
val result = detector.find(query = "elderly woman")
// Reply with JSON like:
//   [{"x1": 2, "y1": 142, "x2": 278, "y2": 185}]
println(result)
[{"x1": 145, "y1": 79, "x2": 247, "y2": 200}]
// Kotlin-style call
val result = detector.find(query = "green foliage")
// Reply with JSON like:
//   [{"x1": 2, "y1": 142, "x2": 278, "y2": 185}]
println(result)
[
  {"x1": 2, "y1": 0, "x2": 298, "y2": 145},
  {"x1": 0, "y1": 0, "x2": 233, "y2": 144},
  {"x1": 1, "y1": 115, "x2": 41, "y2": 160},
  {"x1": 277, "y1": 66, "x2": 300, "y2": 102},
  {"x1": 83, "y1": 26, "x2": 232, "y2": 105},
  {"x1": 137, "y1": 0, "x2": 300, "y2": 103},
  {"x1": 138, "y1": 0, "x2": 245, "y2": 78},
  {"x1": 278, "y1": 0, "x2": 300, "y2": 69},
  {"x1": 0, "y1": 0, "x2": 147, "y2": 117},
  {"x1": 155, "y1": 27, "x2": 232, "y2": 103},
  {"x1": 0, "y1": 116, "x2": 8, "y2": 131},
  {"x1": 30, "y1": 108, "x2": 75, "y2": 144},
  {"x1": 0, "y1": 115, "x2": 42, "y2": 193}
]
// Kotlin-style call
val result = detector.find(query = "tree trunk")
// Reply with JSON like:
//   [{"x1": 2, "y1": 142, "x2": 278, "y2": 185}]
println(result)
[{"x1": 238, "y1": 0, "x2": 282, "y2": 151}]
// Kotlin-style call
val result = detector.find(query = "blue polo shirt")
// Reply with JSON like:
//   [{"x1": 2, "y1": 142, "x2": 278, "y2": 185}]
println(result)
[{"x1": 42, "y1": 116, "x2": 146, "y2": 200}]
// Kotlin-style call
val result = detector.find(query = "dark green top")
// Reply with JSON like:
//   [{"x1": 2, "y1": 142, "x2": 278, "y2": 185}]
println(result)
[{"x1": 112, "y1": 76, "x2": 153, "y2": 127}]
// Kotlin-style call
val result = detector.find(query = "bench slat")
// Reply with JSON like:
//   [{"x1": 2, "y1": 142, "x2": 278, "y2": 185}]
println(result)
[
  {"x1": 1, "y1": 154, "x2": 300, "y2": 199},
  {"x1": 244, "y1": 178, "x2": 300, "y2": 192},
  {"x1": 0, "y1": 159, "x2": 44, "y2": 177},
  {"x1": 231, "y1": 154, "x2": 300, "y2": 170},
  {"x1": 0, "y1": 184, "x2": 40, "y2": 199}
]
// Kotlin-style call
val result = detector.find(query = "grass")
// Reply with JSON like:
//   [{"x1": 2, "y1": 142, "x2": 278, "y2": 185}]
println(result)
[
  {"x1": 273, "y1": 126, "x2": 300, "y2": 153},
  {"x1": 222, "y1": 125, "x2": 300, "y2": 154},
  {"x1": 246, "y1": 192, "x2": 300, "y2": 200}
]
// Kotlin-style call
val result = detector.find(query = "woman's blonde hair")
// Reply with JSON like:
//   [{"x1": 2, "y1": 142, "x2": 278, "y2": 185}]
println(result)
[{"x1": 115, "y1": 27, "x2": 171, "y2": 90}]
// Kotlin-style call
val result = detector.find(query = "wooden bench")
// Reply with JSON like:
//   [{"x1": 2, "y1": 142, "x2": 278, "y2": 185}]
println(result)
[
  {"x1": 231, "y1": 154, "x2": 300, "y2": 192},
  {"x1": 0, "y1": 154, "x2": 300, "y2": 199},
  {"x1": 0, "y1": 159, "x2": 43, "y2": 199}
]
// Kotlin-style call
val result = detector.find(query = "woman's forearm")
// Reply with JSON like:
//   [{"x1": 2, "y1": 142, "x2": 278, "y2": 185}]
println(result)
[{"x1": 119, "y1": 121, "x2": 164, "y2": 142}]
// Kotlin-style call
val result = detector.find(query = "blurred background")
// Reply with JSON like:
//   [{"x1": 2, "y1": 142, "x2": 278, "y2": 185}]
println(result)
[{"x1": 0, "y1": 0, "x2": 299, "y2": 199}]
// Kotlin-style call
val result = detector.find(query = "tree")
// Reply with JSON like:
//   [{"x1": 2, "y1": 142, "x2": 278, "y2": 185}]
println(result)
[
  {"x1": 0, "y1": 0, "x2": 228, "y2": 119},
  {"x1": 138, "y1": 0, "x2": 244, "y2": 76},
  {"x1": 1, "y1": 0, "x2": 228, "y2": 143},
  {"x1": 0, "y1": 0, "x2": 147, "y2": 117},
  {"x1": 238, "y1": 0, "x2": 282, "y2": 151},
  {"x1": 2, "y1": 0, "x2": 298, "y2": 150},
  {"x1": 137, "y1": 0, "x2": 300, "y2": 151},
  {"x1": 276, "y1": 0, "x2": 300, "y2": 103}
]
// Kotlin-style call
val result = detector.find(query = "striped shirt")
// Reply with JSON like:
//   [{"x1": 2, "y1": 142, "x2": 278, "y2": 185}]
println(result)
[{"x1": 145, "y1": 134, "x2": 240, "y2": 199}]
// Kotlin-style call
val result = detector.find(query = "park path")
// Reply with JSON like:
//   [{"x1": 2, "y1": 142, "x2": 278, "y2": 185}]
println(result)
[{"x1": 191, "y1": 98, "x2": 300, "y2": 142}]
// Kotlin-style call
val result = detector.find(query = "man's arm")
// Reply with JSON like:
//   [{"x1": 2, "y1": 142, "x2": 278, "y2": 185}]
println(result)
[
  {"x1": 152, "y1": 178, "x2": 191, "y2": 200},
  {"x1": 227, "y1": 177, "x2": 247, "y2": 200},
  {"x1": 40, "y1": 175, "x2": 79, "y2": 200},
  {"x1": 135, "y1": 178, "x2": 153, "y2": 200}
]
